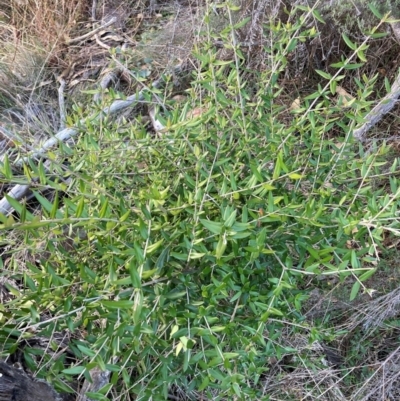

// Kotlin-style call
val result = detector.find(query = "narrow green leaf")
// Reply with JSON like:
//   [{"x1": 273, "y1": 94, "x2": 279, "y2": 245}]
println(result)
[
  {"x1": 343, "y1": 63, "x2": 364, "y2": 70},
  {"x1": 200, "y1": 219, "x2": 223, "y2": 235},
  {"x1": 273, "y1": 158, "x2": 281, "y2": 180},
  {"x1": 101, "y1": 300, "x2": 135, "y2": 309},
  {"x1": 330, "y1": 80, "x2": 337, "y2": 94},
  {"x1": 229, "y1": 231, "x2": 251, "y2": 239},
  {"x1": 138, "y1": 217, "x2": 148, "y2": 239},
  {"x1": 171, "y1": 252, "x2": 188, "y2": 261},
  {"x1": 50, "y1": 192, "x2": 60, "y2": 219},
  {"x1": 189, "y1": 252, "x2": 205, "y2": 259},
  {"x1": 76, "y1": 197, "x2": 85, "y2": 218},
  {"x1": 198, "y1": 376, "x2": 210, "y2": 391},
  {"x1": 141, "y1": 204, "x2": 151, "y2": 220},
  {"x1": 62, "y1": 366, "x2": 85, "y2": 375},
  {"x1": 129, "y1": 261, "x2": 141, "y2": 288},
  {"x1": 38, "y1": 160, "x2": 47, "y2": 185},
  {"x1": 33, "y1": 191, "x2": 53, "y2": 214},
  {"x1": 359, "y1": 268, "x2": 376, "y2": 281},
  {"x1": 99, "y1": 198, "x2": 109, "y2": 218},
  {"x1": 215, "y1": 236, "x2": 226, "y2": 259},
  {"x1": 250, "y1": 162, "x2": 263, "y2": 182},
  {"x1": 133, "y1": 290, "x2": 143, "y2": 325},
  {"x1": 311, "y1": 9, "x2": 325, "y2": 24},
  {"x1": 210, "y1": 326, "x2": 226, "y2": 333},
  {"x1": 268, "y1": 307, "x2": 283, "y2": 316},
  {"x1": 119, "y1": 210, "x2": 130, "y2": 222},
  {"x1": 146, "y1": 239, "x2": 163, "y2": 255},
  {"x1": 233, "y1": 16, "x2": 251, "y2": 29},
  {"x1": 287, "y1": 38, "x2": 297, "y2": 52},
  {"x1": 2, "y1": 154, "x2": 12, "y2": 179},
  {"x1": 288, "y1": 173, "x2": 304, "y2": 180},
  {"x1": 357, "y1": 49, "x2": 367, "y2": 62},
  {"x1": 369, "y1": 3, "x2": 382, "y2": 19},
  {"x1": 315, "y1": 70, "x2": 332, "y2": 80},
  {"x1": 224, "y1": 210, "x2": 237, "y2": 228},
  {"x1": 5, "y1": 195, "x2": 25, "y2": 215},
  {"x1": 231, "y1": 221, "x2": 250, "y2": 232},
  {"x1": 165, "y1": 290, "x2": 187, "y2": 300},
  {"x1": 350, "y1": 281, "x2": 360, "y2": 301},
  {"x1": 223, "y1": 352, "x2": 239, "y2": 359},
  {"x1": 155, "y1": 247, "x2": 170, "y2": 271},
  {"x1": 342, "y1": 33, "x2": 356, "y2": 50},
  {"x1": 76, "y1": 345, "x2": 96, "y2": 357},
  {"x1": 351, "y1": 250, "x2": 359, "y2": 268}
]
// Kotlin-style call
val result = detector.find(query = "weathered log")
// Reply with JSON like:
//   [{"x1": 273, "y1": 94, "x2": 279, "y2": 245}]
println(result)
[
  {"x1": 353, "y1": 68, "x2": 400, "y2": 142},
  {"x1": 0, "y1": 361, "x2": 64, "y2": 401}
]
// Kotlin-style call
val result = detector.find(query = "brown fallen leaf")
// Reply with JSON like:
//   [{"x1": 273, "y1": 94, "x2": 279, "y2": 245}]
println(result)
[
  {"x1": 187, "y1": 107, "x2": 207, "y2": 119},
  {"x1": 290, "y1": 97, "x2": 301, "y2": 111},
  {"x1": 172, "y1": 95, "x2": 186, "y2": 103},
  {"x1": 336, "y1": 86, "x2": 355, "y2": 107}
]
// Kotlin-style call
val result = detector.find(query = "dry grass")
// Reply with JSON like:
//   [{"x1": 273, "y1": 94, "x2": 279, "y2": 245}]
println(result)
[{"x1": 0, "y1": 0, "x2": 91, "y2": 150}]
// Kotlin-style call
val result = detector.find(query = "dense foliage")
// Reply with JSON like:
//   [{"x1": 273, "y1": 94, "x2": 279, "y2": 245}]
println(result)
[{"x1": 0, "y1": 2, "x2": 400, "y2": 400}]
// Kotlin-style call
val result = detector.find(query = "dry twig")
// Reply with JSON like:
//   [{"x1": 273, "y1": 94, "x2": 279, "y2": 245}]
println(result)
[{"x1": 58, "y1": 78, "x2": 66, "y2": 130}]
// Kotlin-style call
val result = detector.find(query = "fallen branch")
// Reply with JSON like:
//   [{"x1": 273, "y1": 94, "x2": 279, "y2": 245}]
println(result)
[
  {"x1": 0, "y1": 159, "x2": 71, "y2": 216},
  {"x1": 91, "y1": 0, "x2": 97, "y2": 21},
  {"x1": 93, "y1": 69, "x2": 121, "y2": 102},
  {"x1": 90, "y1": 0, "x2": 111, "y2": 51},
  {"x1": 22, "y1": 64, "x2": 181, "y2": 165},
  {"x1": 0, "y1": 64, "x2": 184, "y2": 216},
  {"x1": 149, "y1": 105, "x2": 166, "y2": 133},
  {"x1": 94, "y1": 34, "x2": 111, "y2": 50},
  {"x1": 0, "y1": 126, "x2": 50, "y2": 163},
  {"x1": 353, "y1": 68, "x2": 400, "y2": 142},
  {"x1": 111, "y1": 56, "x2": 166, "y2": 110},
  {"x1": 76, "y1": 366, "x2": 112, "y2": 401},
  {"x1": 0, "y1": 184, "x2": 30, "y2": 216},
  {"x1": 0, "y1": 360, "x2": 67, "y2": 401},
  {"x1": 390, "y1": 21, "x2": 400, "y2": 43},
  {"x1": 65, "y1": 17, "x2": 117, "y2": 45}
]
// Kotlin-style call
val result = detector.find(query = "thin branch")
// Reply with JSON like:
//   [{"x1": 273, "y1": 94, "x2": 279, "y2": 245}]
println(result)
[
  {"x1": 91, "y1": 0, "x2": 97, "y2": 21},
  {"x1": 94, "y1": 34, "x2": 111, "y2": 50},
  {"x1": 57, "y1": 78, "x2": 66, "y2": 130}
]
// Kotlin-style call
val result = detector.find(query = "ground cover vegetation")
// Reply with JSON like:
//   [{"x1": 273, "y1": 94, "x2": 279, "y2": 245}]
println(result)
[{"x1": 0, "y1": 0, "x2": 400, "y2": 400}]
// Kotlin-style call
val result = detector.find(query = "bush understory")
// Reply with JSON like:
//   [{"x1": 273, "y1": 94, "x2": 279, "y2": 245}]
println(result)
[{"x1": 1, "y1": 1, "x2": 400, "y2": 400}]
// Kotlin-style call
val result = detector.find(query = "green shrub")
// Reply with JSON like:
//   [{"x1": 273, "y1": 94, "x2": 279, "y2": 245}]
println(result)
[{"x1": 1, "y1": 3, "x2": 399, "y2": 400}]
